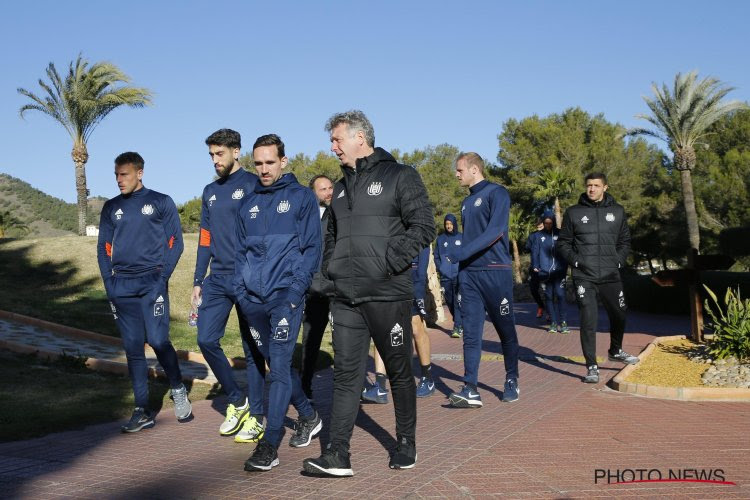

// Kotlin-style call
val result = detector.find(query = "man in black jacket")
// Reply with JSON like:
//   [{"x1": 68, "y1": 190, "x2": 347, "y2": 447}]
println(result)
[
  {"x1": 303, "y1": 110, "x2": 435, "y2": 477},
  {"x1": 299, "y1": 174, "x2": 334, "y2": 400},
  {"x1": 558, "y1": 173, "x2": 639, "y2": 384}
]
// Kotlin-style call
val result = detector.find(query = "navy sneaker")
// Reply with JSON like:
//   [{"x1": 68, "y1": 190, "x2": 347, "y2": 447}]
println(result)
[
  {"x1": 502, "y1": 378, "x2": 519, "y2": 403},
  {"x1": 448, "y1": 385, "x2": 482, "y2": 408},
  {"x1": 303, "y1": 443, "x2": 354, "y2": 477},
  {"x1": 361, "y1": 381, "x2": 388, "y2": 404},
  {"x1": 608, "y1": 349, "x2": 639, "y2": 365},
  {"x1": 121, "y1": 407, "x2": 155, "y2": 433}
]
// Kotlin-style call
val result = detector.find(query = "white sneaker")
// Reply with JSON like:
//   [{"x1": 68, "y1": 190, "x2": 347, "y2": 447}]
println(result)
[{"x1": 219, "y1": 399, "x2": 249, "y2": 435}]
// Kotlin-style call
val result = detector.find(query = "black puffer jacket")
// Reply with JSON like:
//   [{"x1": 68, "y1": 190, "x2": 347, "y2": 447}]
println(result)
[
  {"x1": 322, "y1": 148, "x2": 435, "y2": 304},
  {"x1": 557, "y1": 192, "x2": 631, "y2": 283}
]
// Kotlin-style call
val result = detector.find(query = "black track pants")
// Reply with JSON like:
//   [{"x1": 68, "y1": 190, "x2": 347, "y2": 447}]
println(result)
[{"x1": 573, "y1": 279, "x2": 627, "y2": 367}]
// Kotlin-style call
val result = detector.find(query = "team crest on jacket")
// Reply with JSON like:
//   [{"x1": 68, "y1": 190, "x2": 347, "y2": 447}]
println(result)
[
  {"x1": 208, "y1": 194, "x2": 216, "y2": 206},
  {"x1": 277, "y1": 200, "x2": 290, "y2": 213},
  {"x1": 141, "y1": 204, "x2": 154, "y2": 216},
  {"x1": 606, "y1": 212, "x2": 615, "y2": 222},
  {"x1": 443, "y1": 241, "x2": 448, "y2": 247},
  {"x1": 474, "y1": 198, "x2": 482, "y2": 207},
  {"x1": 115, "y1": 208, "x2": 123, "y2": 220},
  {"x1": 577, "y1": 285, "x2": 585, "y2": 297},
  {"x1": 455, "y1": 240, "x2": 461, "y2": 245},
  {"x1": 581, "y1": 216, "x2": 589, "y2": 224},
  {"x1": 390, "y1": 323, "x2": 404, "y2": 346},
  {"x1": 232, "y1": 188, "x2": 244, "y2": 200},
  {"x1": 367, "y1": 182, "x2": 383, "y2": 196},
  {"x1": 541, "y1": 236, "x2": 546, "y2": 242}
]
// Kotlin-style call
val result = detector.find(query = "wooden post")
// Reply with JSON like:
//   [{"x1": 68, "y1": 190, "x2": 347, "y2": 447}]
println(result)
[{"x1": 687, "y1": 248, "x2": 703, "y2": 342}]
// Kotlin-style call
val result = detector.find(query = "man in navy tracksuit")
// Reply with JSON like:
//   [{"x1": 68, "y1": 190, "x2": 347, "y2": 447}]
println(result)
[
  {"x1": 192, "y1": 129, "x2": 266, "y2": 442},
  {"x1": 97, "y1": 152, "x2": 191, "y2": 432},
  {"x1": 236, "y1": 134, "x2": 322, "y2": 472},
  {"x1": 531, "y1": 212, "x2": 569, "y2": 333},
  {"x1": 449, "y1": 152, "x2": 520, "y2": 408},
  {"x1": 433, "y1": 214, "x2": 463, "y2": 338}
]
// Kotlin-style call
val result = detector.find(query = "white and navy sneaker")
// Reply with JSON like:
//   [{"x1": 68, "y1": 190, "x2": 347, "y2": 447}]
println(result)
[
  {"x1": 448, "y1": 385, "x2": 483, "y2": 408},
  {"x1": 608, "y1": 349, "x2": 640, "y2": 365},
  {"x1": 502, "y1": 378, "x2": 519, "y2": 403},
  {"x1": 416, "y1": 377, "x2": 436, "y2": 398}
]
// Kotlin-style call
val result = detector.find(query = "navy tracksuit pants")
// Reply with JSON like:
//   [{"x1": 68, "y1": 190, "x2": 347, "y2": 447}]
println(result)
[
  {"x1": 441, "y1": 277, "x2": 463, "y2": 328},
  {"x1": 541, "y1": 276, "x2": 567, "y2": 325},
  {"x1": 237, "y1": 294, "x2": 314, "y2": 448},
  {"x1": 458, "y1": 270, "x2": 519, "y2": 387},
  {"x1": 109, "y1": 271, "x2": 183, "y2": 408},
  {"x1": 197, "y1": 274, "x2": 265, "y2": 415}
]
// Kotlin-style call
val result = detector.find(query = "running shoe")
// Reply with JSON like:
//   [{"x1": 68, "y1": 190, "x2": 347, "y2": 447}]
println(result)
[
  {"x1": 548, "y1": 323, "x2": 558, "y2": 334},
  {"x1": 451, "y1": 327, "x2": 462, "y2": 338},
  {"x1": 219, "y1": 398, "x2": 249, "y2": 435},
  {"x1": 121, "y1": 407, "x2": 155, "y2": 433},
  {"x1": 416, "y1": 377, "x2": 436, "y2": 398},
  {"x1": 608, "y1": 349, "x2": 640, "y2": 365},
  {"x1": 244, "y1": 439, "x2": 278, "y2": 472},
  {"x1": 502, "y1": 378, "x2": 519, "y2": 403},
  {"x1": 559, "y1": 321, "x2": 570, "y2": 334},
  {"x1": 170, "y1": 384, "x2": 192, "y2": 421},
  {"x1": 289, "y1": 411, "x2": 322, "y2": 448},
  {"x1": 584, "y1": 365, "x2": 600, "y2": 383},
  {"x1": 448, "y1": 385, "x2": 483, "y2": 408},
  {"x1": 235, "y1": 415, "x2": 265, "y2": 443},
  {"x1": 303, "y1": 443, "x2": 354, "y2": 477},
  {"x1": 361, "y1": 382, "x2": 388, "y2": 404},
  {"x1": 389, "y1": 436, "x2": 417, "y2": 469}
]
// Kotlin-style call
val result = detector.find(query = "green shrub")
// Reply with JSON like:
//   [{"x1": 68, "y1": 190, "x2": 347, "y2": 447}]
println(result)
[{"x1": 703, "y1": 285, "x2": 750, "y2": 360}]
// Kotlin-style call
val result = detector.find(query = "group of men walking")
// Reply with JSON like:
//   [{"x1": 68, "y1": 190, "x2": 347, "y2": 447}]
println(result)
[{"x1": 96, "y1": 109, "x2": 639, "y2": 477}]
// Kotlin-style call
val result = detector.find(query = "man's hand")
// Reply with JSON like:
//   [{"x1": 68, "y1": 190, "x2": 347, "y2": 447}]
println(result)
[{"x1": 191, "y1": 285, "x2": 202, "y2": 307}]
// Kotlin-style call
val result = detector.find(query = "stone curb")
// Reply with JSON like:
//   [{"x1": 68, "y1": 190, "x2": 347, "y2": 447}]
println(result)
[
  {"x1": 609, "y1": 335, "x2": 750, "y2": 401},
  {"x1": 0, "y1": 310, "x2": 224, "y2": 385}
]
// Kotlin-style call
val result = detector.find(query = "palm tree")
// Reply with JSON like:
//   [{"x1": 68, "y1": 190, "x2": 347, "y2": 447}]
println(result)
[
  {"x1": 18, "y1": 55, "x2": 152, "y2": 235},
  {"x1": 628, "y1": 71, "x2": 747, "y2": 251},
  {"x1": 0, "y1": 210, "x2": 29, "y2": 238},
  {"x1": 534, "y1": 166, "x2": 576, "y2": 229},
  {"x1": 508, "y1": 204, "x2": 535, "y2": 284}
]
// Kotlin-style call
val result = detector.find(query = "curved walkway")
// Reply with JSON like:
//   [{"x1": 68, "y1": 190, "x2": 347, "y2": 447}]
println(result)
[{"x1": 2, "y1": 303, "x2": 749, "y2": 498}]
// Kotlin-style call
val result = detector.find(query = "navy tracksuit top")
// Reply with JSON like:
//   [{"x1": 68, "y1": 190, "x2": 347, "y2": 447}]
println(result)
[
  {"x1": 234, "y1": 173, "x2": 321, "y2": 308},
  {"x1": 434, "y1": 213, "x2": 462, "y2": 280},
  {"x1": 457, "y1": 180, "x2": 512, "y2": 271},
  {"x1": 97, "y1": 187, "x2": 184, "y2": 280},
  {"x1": 411, "y1": 246, "x2": 430, "y2": 302},
  {"x1": 193, "y1": 168, "x2": 259, "y2": 286}
]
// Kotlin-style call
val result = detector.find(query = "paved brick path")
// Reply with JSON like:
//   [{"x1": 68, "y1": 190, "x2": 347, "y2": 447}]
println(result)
[{"x1": 2, "y1": 303, "x2": 749, "y2": 498}]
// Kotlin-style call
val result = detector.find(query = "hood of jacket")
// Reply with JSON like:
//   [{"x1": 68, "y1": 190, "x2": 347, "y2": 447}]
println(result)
[{"x1": 444, "y1": 213, "x2": 458, "y2": 235}]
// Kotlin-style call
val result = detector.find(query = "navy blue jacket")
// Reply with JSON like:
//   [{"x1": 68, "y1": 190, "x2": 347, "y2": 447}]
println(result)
[
  {"x1": 194, "y1": 168, "x2": 258, "y2": 286},
  {"x1": 456, "y1": 180, "x2": 512, "y2": 271},
  {"x1": 234, "y1": 173, "x2": 321, "y2": 307},
  {"x1": 433, "y1": 213, "x2": 462, "y2": 280},
  {"x1": 411, "y1": 246, "x2": 430, "y2": 303},
  {"x1": 531, "y1": 229, "x2": 568, "y2": 280},
  {"x1": 97, "y1": 187, "x2": 184, "y2": 282}
]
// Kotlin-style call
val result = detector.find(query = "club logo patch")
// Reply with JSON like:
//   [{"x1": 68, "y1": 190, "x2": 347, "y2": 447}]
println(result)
[
  {"x1": 250, "y1": 326, "x2": 262, "y2": 346},
  {"x1": 208, "y1": 194, "x2": 216, "y2": 207},
  {"x1": 500, "y1": 297, "x2": 510, "y2": 315},
  {"x1": 618, "y1": 290, "x2": 626, "y2": 308},
  {"x1": 455, "y1": 240, "x2": 461, "y2": 245},
  {"x1": 115, "y1": 208, "x2": 123, "y2": 220},
  {"x1": 273, "y1": 325, "x2": 289, "y2": 341},
  {"x1": 474, "y1": 198, "x2": 482, "y2": 207},
  {"x1": 277, "y1": 200, "x2": 290, "y2": 213},
  {"x1": 367, "y1": 182, "x2": 383, "y2": 196},
  {"x1": 141, "y1": 204, "x2": 154, "y2": 216},
  {"x1": 390, "y1": 323, "x2": 404, "y2": 346},
  {"x1": 606, "y1": 213, "x2": 615, "y2": 222},
  {"x1": 577, "y1": 285, "x2": 585, "y2": 297},
  {"x1": 541, "y1": 236, "x2": 546, "y2": 242},
  {"x1": 232, "y1": 188, "x2": 244, "y2": 200},
  {"x1": 154, "y1": 297, "x2": 165, "y2": 317},
  {"x1": 581, "y1": 216, "x2": 589, "y2": 224},
  {"x1": 443, "y1": 241, "x2": 448, "y2": 247}
]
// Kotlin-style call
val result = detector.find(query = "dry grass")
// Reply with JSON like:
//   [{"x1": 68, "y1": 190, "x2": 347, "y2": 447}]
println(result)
[{"x1": 624, "y1": 338, "x2": 708, "y2": 387}]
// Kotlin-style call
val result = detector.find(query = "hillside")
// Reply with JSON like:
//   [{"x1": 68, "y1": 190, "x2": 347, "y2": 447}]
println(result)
[{"x1": 0, "y1": 173, "x2": 104, "y2": 238}]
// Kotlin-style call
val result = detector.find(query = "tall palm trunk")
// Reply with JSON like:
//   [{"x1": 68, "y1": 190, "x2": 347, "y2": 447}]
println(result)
[
  {"x1": 679, "y1": 169, "x2": 700, "y2": 252},
  {"x1": 71, "y1": 144, "x2": 89, "y2": 236},
  {"x1": 554, "y1": 196, "x2": 562, "y2": 229},
  {"x1": 511, "y1": 239, "x2": 522, "y2": 284}
]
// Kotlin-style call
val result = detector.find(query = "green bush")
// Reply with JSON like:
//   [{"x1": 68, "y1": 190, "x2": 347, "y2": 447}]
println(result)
[{"x1": 703, "y1": 286, "x2": 750, "y2": 360}]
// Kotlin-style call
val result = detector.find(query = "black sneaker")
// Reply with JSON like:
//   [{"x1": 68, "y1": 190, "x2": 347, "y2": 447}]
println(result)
[
  {"x1": 303, "y1": 443, "x2": 354, "y2": 477},
  {"x1": 608, "y1": 349, "x2": 640, "y2": 365},
  {"x1": 583, "y1": 365, "x2": 600, "y2": 384},
  {"x1": 289, "y1": 411, "x2": 323, "y2": 448},
  {"x1": 244, "y1": 439, "x2": 279, "y2": 472},
  {"x1": 389, "y1": 437, "x2": 417, "y2": 469},
  {"x1": 121, "y1": 407, "x2": 155, "y2": 433}
]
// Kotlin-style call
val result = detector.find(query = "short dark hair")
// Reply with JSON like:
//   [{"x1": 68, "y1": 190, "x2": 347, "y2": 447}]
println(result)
[
  {"x1": 205, "y1": 129, "x2": 241, "y2": 149},
  {"x1": 584, "y1": 172, "x2": 608, "y2": 185},
  {"x1": 309, "y1": 174, "x2": 333, "y2": 189},
  {"x1": 253, "y1": 134, "x2": 285, "y2": 158},
  {"x1": 114, "y1": 152, "x2": 144, "y2": 170}
]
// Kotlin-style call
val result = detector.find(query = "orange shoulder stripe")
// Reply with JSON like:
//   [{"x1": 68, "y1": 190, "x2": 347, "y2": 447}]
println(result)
[
  {"x1": 199, "y1": 228, "x2": 211, "y2": 247},
  {"x1": 105, "y1": 242, "x2": 112, "y2": 257}
]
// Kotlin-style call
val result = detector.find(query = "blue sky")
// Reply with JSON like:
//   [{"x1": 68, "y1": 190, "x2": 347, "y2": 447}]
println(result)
[{"x1": 2, "y1": 0, "x2": 748, "y2": 204}]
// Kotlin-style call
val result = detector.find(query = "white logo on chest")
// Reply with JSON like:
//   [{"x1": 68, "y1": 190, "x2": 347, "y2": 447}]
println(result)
[
  {"x1": 474, "y1": 198, "x2": 482, "y2": 207},
  {"x1": 232, "y1": 189, "x2": 244, "y2": 200},
  {"x1": 606, "y1": 212, "x2": 615, "y2": 222},
  {"x1": 367, "y1": 182, "x2": 383, "y2": 196},
  {"x1": 249, "y1": 205, "x2": 259, "y2": 219},
  {"x1": 208, "y1": 194, "x2": 216, "y2": 207},
  {"x1": 277, "y1": 200, "x2": 290, "y2": 213},
  {"x1": 141, "y1": 204, "x2": 154, "y2": 216},
  {"x1": 115, "y1": 208, "x2": 123, "y2": 220},
  {"x1": 581, "y1": 216, "x2": 589, "y2": 224}
]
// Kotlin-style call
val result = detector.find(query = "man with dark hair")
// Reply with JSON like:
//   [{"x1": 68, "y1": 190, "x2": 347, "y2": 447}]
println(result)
[
  {"x1": 526, "y1": 218, "x2": 547, "y2": 319},
  {"x1": 236, "y1": 134, "x2": 322, "y2": 472},
  {"x1": 433, "y1": 213, "x2": 463, "y2": 338},
  {"x1": 303, "y1": 110, "x2": 435, "y2": 476},
  {"x1": 299, "y1": 174, "x2": 334, "y2": 399},
  {"x1": 97, "y1": 152, "x2": 191, "y2": 432},
  {"x1": 558, "y1": 172, "x2": 638, "y2": 384},
  {"x1": 449, "y1": 152, "x2": 520, "y2": 408},
  {"x1": 531, "y1": 211, "x2": 569, "y2": 334},
  {"x1": 192, "y1": 129, "x2": 266, "y2": 443}
]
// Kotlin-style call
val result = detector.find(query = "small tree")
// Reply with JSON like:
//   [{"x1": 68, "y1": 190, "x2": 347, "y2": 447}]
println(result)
[
  {"x1": 0, "y1": 210, "x2": 29, "y2": 238},
  {"x1": 508, "y1": 204, "x2": 535, "y2": 284},
  {"x1": 534, "y1": 166, "x2": 576, "y2": 229}
]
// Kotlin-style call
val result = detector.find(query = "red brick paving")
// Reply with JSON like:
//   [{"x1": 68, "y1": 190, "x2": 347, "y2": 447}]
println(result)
[{"x1": 2, "y1": 302, "x2": 749, "y2": 498}]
